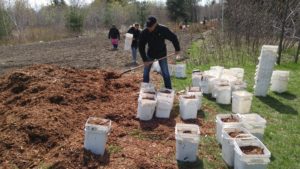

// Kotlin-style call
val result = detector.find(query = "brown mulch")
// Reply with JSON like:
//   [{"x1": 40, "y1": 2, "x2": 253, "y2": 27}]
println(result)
[{"x1": 0, "y1": 64, "x2": 216, "y2": 169}]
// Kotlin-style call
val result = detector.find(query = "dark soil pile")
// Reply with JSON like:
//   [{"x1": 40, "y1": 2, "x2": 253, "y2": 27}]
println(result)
[{"x1": 0, "y1": 64, "x2": 215, "y2": 169}]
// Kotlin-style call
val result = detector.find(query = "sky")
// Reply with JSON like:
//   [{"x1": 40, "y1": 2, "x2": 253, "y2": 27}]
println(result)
[{"x1": 27, "y1": 0, "x2": 211, "y2": 9}]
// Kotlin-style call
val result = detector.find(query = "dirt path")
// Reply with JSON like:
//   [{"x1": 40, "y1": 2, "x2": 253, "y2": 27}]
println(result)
[{"x1": 0, "y1": 31, "x2": 199, "y2": 74}]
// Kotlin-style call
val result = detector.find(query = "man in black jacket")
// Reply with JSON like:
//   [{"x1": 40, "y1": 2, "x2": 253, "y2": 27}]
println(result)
[
  {"x1": 139, "y1": 16, "x2": 180, "y2": 89},
  {"x1": 108, "y1": 25, "x2": 120, "y2": 50},
  {"x1": 127, "y1": 23, "x2": 141, "y2": 65}
]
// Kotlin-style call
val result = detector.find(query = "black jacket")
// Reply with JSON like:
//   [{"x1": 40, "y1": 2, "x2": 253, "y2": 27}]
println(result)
[
  {"x1": 108, "y1": 27, "x2": 120, "y2": 39},
  {"x1": 139, "y1": 24, "x2": 180, "y2": 62},
  {"x1": 127, "y1": 27, "x2": 141, "y2": 48}
]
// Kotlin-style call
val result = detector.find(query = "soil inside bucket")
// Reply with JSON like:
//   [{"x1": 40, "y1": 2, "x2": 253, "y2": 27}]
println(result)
[
  {"x1": 144, "y1": 91, "x2": 156, "y2": 95},
  {"x1": 240, "y1": 146, "x2": 264, "y2": 155},
  {"x1": 142, "y1": 96, "x2": 155, "y2": 100},
  {"x1": 228, "y1": 130, "x2": 245, "y2": 138},
  {"x1": 221, "y1": 115, "x2": 239, "y2": 122},
  {"x1": 183, "y1": 95, "x2": 196, "y2": 99},
  {"x1": 160, "y1": 90, "x2": 172, "y2": 94},
  {"x1": 88, "y1": 118, "x2": 110, "y2": 126}
]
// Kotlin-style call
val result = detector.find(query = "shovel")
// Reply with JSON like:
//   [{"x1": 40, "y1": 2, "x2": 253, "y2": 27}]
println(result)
[{"x1": 119, "y1": 53, "x2": 176, "y2": 76}]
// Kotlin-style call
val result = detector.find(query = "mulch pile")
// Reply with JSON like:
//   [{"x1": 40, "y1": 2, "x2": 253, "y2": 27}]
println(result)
[{"x1": 0, "y1": 64, "x2": 215, "y2": 169}]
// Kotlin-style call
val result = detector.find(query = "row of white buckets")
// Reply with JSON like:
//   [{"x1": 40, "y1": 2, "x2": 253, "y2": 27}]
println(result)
[
  {"x1": 216, "y1": 113, "x2": 270, "y2": 169},
  {"x1": 83, "y1": 117, "x2": 201, "y2": 163}
]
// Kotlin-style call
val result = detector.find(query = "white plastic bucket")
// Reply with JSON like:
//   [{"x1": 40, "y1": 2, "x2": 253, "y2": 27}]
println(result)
[
  {"x1": 186, "y1": 87, "x2": 202, "y2": 110},
  {"x1": 212, "y1": 79, "x2": 230, "y2": 98},
  {"x1": 230, "y1": 68, "x2": 245, "y2": 81},
  {"x1": 270, "y1": 71, "x2": 289, "y2": 93},
  {"x1": 175, "y1": 64, "x2": 186, "y2": 78},
  {"x1": 232, "y1": 91, "x2": 253, "y2": 114},
  {"x1": 238, "y1": 113, "x2": 266, "y2": 141},
  {"x1": 179, "y1": 95, "x2": 199, "y2": 120},
  {"x1": 137, "y1": 94, "x2": 157, "y2": 121},
  {"x1": 175, "y1": 123, "x2": 200, "y2": 162},
  {"x1": 199, "y1": 75, "x2": 212, "y2": 94},
  {"x1": 140, "y1": 82, "x2": 156, "y2": 94},
  {"x1": 151, "y1": 61, "x2": 161, "y2": 73},
  {"x1": 156, "y1": 88, "x2": 175, "y2": 118},
  {"x1": 233, "y1": 137, "x2": 271, "y2": 169},
  {"x1": 215, "y1": 85, "x2": 232, "y2": 105},
  {"x1": 84, "y1": 117, "x2": 111, "y2": 155},
  {"x1": 192, "y1": 70, "x2": 203, "y2": 87},
  {"x1": 215, "y1": 114, "x2": 242, "y2": 144},
  {"x1": 221, "y1": 127, "x2": 253, "y2": 167},
  {"x1": 168, "y1": 64, "x2": 176, "y2": 76},
  {"x1": 231, "y1": 80, "x2": 247, "y2": 92},
  {"x1": 124, "y1": 33, "x2": 133, "y2": 51}
]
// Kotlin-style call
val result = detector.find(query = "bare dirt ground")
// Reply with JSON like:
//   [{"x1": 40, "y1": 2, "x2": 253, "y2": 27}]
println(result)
[
  {"x1": 0, "y1": 31, "x2": 198, "y2": 74},
  {"x1": 0, "y1": 31, "x2": 209, "y2": 169},
  {"x1": 0, "y1": 64, "x2": 215, "y2": 169}
]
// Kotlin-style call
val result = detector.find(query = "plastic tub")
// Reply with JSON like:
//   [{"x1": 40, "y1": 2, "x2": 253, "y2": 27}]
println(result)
[
  {"x1": 199, "y1": 75, "x2": 211, "y2": 94},
  {"x1": 230, "y1": 68, "x2": 245, "y2": 81},
  {"x1": 215, "y1": 114, "x2": 242, "y2": 144},
  {"x1": 186, "y1": 86, "x2": 202, "y2": 110},
  {"x1": 232, "y1": 91, "x2": 253, "y2": 114},
  {"x1": 192, "y1": 70, "x2": 203, "y2": 87},
  {"x1": 179, "y1": 95, "x2": 199, "y2": 120},
  {"x1": 168, "y1": 64, "x2": 176, "y2": 77},
  {"x1": 212, "y1": 79, "x2": 230, "y2": 98},
  {"x1": 221, "y1": 127, "x2": 253, "y2": 167},
  {"x1": 137, "y1": 94, "x2": 157, "y2": 121},
  {"x1": 215, "y1": 85, "x2": 232, "y2": 105},
  {"x1": 175, "y1": 64, "x2": 186, "y2": 78},
  {"x1": 270, "y1": 71, "x2": 289, "y2": 93},
  {"x1": 156, "y1": 88, "x2": 175, "y2": 118},
  {"x1": 175, "y1": 123, "x2": 200, "y2": 162},
  {"x1": 124, "y1": 33, "x2": 133, "y2": 51},
  {"x1": 233, "y1": 137, "x2": 271, "y2": 169},
  {"x1": 84, "y1": 117, "x2": 111, "y2": 155},
  {"x1": 238, "y1": 114, "x2": 266, "y2": 141},
  {"x1": 231, "y1": 80, "x2": 247, "y2": 92},
  {"x1": 151, "y1": 61, "x2": 161, "y2": 73}
]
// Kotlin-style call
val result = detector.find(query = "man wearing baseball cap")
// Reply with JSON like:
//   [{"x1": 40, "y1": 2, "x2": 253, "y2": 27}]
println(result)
[{"x1": 139, "y1": 16, "x2": 181, "y2": 89}]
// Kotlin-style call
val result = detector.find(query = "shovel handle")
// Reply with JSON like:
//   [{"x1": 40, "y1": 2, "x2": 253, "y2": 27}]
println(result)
[{"x1": 120, "y1": 53, "x2": 176, "y2": 75}]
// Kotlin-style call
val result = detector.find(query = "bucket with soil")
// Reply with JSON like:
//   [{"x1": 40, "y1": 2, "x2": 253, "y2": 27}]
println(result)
[
  {"x1": 137, "y1": 94, "x2": 157, "y2": 121},
  {"x1": 221, "y1": 127, "x2": 253, "y2": 167},
  {"x1": 215, "y1": 114, "x2": 242, "y2": 144},
  {"x1": 84, "y1": 117, "x2": 112, "y2": 155},
  {"x1": 233, "y1": 137, "x2": 271, "y2": 169},
  {"x1": 179, "y1": 95, "x2": 199, "y2": 120},
  {"x1": 156, "y1": 88, "x2": 175, "y2": 118},
  {"x1": 175, "y1": 123, "x2": 200, "y2": 162},
  {"x1": 186, "y1": 87, "x2": 202, "y2": 110}
]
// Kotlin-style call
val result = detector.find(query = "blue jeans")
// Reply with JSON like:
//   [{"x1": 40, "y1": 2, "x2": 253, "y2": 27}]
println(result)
[
  {"x1": 143, "y1": 58, "x2": 172, "y2": 89},
  {"x1": 131, "y1": 47, "x2": 137, "y2": 63}
]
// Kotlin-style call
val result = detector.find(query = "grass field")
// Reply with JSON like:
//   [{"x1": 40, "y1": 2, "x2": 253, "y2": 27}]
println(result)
[{"x1": 171, "y1": 42, "x2": 300, "y2": 169}]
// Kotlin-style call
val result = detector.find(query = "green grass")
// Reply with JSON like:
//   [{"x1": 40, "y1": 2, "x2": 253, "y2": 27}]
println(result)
[{"x1": 171, "y1": 42, "x2": 300, "y2": 168}]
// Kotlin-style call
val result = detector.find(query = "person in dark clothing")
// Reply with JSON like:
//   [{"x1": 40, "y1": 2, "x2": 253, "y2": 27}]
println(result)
[
  {"x1": 108, "y1": 25, "x2": 120, "y2": 50},
  {"x1": 139, "y1": 16, "x2": 180, "y2": 89},
  {"x1": 127, "y1": 23, "x2": 141, "y2": 65}
]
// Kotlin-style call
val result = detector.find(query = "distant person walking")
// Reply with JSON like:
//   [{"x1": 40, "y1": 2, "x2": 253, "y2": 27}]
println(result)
[
  {"x1": 127, "y1": 23, "x2": 141, "y2": 66},
  {"x1": 139, "y1": 16, "x2": 181, "y2": 89},
  {"x1": 108, "y1": 25, "x2": 120, "y2": 50}
]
